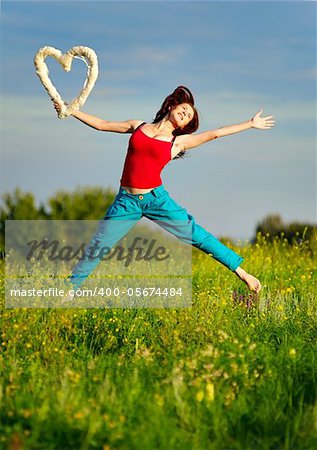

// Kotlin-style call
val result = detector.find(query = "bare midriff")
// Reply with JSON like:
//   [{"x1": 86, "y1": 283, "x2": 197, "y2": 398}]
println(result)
[{"x1": 121, "y1": 186, "x2": 156, "y2": 194}]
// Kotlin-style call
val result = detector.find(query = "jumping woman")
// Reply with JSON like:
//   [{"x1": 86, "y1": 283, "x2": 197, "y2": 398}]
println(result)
[{"x1": 53, "y1": 86, "x2": 275, "y2": 300}]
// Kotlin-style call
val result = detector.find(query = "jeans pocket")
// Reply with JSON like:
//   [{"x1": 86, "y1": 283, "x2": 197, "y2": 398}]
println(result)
[
  {"x1": 150, "y1": 192, "x2": 169, "y2": 209},
  {"x1": 157, "y1": 190, "x2": 169, "y2": 200}
]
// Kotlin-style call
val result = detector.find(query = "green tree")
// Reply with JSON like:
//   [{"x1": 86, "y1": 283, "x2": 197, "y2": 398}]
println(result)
[
  {"x1": 254, "y1": 213, "x2": 317, "y2": 250},
  {"x1": 47, "y1": 185, "x2": 115, "y2": 220},
  {"x1": 255, "y1": 213, "x2": 284, "y2": 237},
  {"x1": 0, "y1": 188, "x2": 47, "y2": 255},
  {"x1": 0, "y1": 186, "x2": 117, "y2": 255}
]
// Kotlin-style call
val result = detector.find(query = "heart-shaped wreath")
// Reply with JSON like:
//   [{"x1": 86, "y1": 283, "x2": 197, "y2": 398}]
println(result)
[{"x1": 34, "y1": 45, "x2": 99, "y2": 119}]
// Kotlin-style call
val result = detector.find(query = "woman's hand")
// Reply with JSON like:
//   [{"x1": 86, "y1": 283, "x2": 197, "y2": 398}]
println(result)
[
  {"x1": 52, "y1": 100, "x2": 63, "y2": 116},
  {"x1": 52, "y1": 99, "x2": 69, "y2": 118},
  {"x1": 251, "y1": 110, "x2": 275, "y2": 130}
]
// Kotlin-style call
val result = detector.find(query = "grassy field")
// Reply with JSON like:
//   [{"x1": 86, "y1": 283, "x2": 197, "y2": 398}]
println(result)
[{"x1": 1, "y1": 234, "x2": 316, "y2": 450}]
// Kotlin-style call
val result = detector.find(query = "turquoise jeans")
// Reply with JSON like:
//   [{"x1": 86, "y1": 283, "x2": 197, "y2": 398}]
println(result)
[{"x1": 67, "y1": 184, "x2": 244, "y2": 288}]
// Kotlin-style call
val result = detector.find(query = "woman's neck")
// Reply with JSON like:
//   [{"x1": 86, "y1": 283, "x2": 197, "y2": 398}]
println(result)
[{"x1": 153, "y1": 116, "x2": 177, "y2": 135}]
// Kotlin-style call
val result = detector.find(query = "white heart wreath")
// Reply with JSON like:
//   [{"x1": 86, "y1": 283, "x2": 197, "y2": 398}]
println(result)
[{"x1": 34, "y1": 45, "x2": 99, "y2": 119}]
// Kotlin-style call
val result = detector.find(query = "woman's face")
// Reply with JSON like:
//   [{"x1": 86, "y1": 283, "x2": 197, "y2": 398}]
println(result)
[{"x1": 169, "y1": 103, "x2": 195, "y2": 129}]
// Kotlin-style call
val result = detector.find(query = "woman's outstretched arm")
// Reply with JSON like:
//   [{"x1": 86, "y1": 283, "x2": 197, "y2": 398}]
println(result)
[
  {"x1": 176, "y1": 110, "x2": 275, "y2": 151},
  {"x1": 53, "y1": 102, "x2": 142, "y2": 133}
]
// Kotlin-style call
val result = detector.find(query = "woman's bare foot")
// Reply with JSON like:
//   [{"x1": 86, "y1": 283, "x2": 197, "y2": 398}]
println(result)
[{"x1": 235, "y1": 267, "x2": 262, "y2": 293}]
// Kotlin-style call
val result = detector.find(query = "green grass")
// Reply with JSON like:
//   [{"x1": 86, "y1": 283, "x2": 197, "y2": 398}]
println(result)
[{"x1": 1, "y1": 234, "x2": 317, "y2": 450}]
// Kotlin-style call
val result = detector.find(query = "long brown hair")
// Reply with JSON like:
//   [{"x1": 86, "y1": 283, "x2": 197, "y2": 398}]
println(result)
[{"x1": 152, "y1": 86, "x2": 199, "y2": 159}]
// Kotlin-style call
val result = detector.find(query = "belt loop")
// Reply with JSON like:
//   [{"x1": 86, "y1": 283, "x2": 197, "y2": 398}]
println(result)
[
  {"x1": 151, "y1": 185, "x2": 164, "y2": 197},
  {"x1": 152, "y1": 187, "x2": 160, "y2": 198}
]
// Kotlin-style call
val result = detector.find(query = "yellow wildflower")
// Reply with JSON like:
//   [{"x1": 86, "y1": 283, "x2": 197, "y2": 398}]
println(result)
[
  {"x1": 196, "y1": 390, "x2": 204, "y2": 402},
  {"x1": 206, "y1": 383, "x2": 215, "y2": 402},
  {"x1": 289, "y1": 348, "x2": 296, "y2": 358}
]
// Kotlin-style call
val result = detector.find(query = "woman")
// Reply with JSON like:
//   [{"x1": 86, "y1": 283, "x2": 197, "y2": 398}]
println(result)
[{"x1": 54, "y1": 86, "x2": 275, "y2": 298}]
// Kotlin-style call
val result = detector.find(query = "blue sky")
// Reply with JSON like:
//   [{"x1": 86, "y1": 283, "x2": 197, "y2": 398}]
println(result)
[{"x1": 1, "y1": 1, "x2": 316, "y2": 239}]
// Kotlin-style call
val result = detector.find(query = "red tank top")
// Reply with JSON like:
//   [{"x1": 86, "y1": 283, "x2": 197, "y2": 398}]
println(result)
[{"x1": 120, "y1": 122, "x2": 175, "y2": 188}]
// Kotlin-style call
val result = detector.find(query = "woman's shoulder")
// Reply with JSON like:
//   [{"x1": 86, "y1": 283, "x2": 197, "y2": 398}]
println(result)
[{"x1": 132, "y1": 120, "x2": 146, "y2": 132}]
